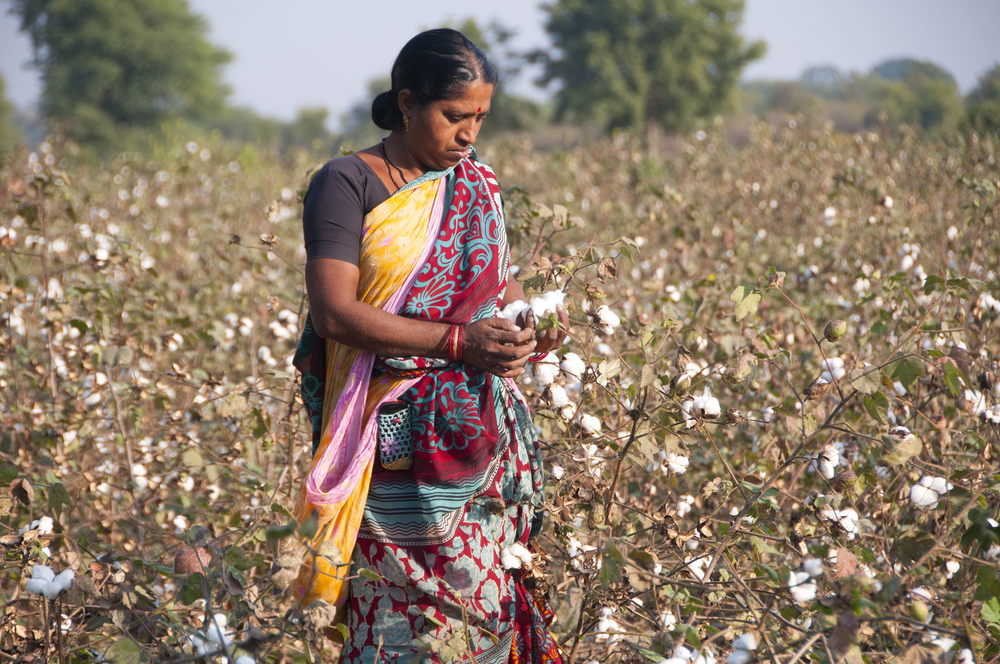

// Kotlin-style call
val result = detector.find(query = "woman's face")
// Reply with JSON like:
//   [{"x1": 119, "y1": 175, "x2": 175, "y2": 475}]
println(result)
[{"x1": 399, "y1": 80, "x2": 493, "y2": 171}]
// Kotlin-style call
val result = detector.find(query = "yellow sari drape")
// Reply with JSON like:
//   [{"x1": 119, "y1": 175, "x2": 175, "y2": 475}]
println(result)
[{"x1": 293, "y1": 176, "x2": 446, "y2": 609}]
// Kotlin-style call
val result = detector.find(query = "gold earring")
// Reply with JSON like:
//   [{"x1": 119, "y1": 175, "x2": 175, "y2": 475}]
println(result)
[{"x1": 403, "y1": 115, "x2": 409, "y2": 131}]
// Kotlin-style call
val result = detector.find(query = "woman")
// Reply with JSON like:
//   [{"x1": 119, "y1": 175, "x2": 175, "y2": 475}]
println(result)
[{"x1": 292, "y1": 29, "x2": 567, "y2": 663}]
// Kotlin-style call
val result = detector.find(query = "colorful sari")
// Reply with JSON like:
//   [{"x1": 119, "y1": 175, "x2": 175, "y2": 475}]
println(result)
[{"x1": 293, "y1": 154, "x2": 562, "y2": 664}]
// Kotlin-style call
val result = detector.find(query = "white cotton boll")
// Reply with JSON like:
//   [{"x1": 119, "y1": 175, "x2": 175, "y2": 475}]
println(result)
[
  {"x1": 674, "y1": 644, "x2": 694, "y2": 660},
  {"x1": 594, "y1": 305, "x2": 621, "y2": 335},
  {"x1": 178, "y1": 475, "x2": 195, "y2": 492},
  {"x1": 206, "y1": 613, "x2": 231, "y2": 645},
  {"x1": 803, "y1": 558, "x2": 824, "y2": 578},
  {"x1": 957, "y1": 649, "x2": 974, "y2": 664},
  {"x1": 661, "y1": 658, "x2": 688, "y2": 664},
  {"x1": 507, "y1": 542, "x2": 533, "y2": 566},
  {"x1": 548, "y1": 384, "x2": 570, "y2": 409},
  {"x1": 944, "y1": 560, "x2": 960, "y2": 579},
  {"x1": 666, "y1": 453, "x2": 689, "y2": 474},
  {"x1": 580, "y1": 414, "x2": 602, "y2": 436},
  {"x1": 224, "y1": 312, "x2": 239, "y2": 327},
  {"x1": 732, "y1": 634, "x2": 757, "y2": 651},
  {"x1": 899, "y1": 255, "x2": 914, "y2": 272},
  {"x1": 36, "y1": 516, "x2": 54, "y2": 535},
  {"x1": 964, "y1": 389, "x2": 987, "y2": 416},
  {"x1": 238, "y1": 317, "x2": 254, "y2": 337},
  {"x1": 530, "y1": 353, "x2": 560, "y2": 386},
  {"x1": 551, "y1": 465, "x2": 565, "y2": 480},
  {"x1": 788, "y1": 570, "x2": 817, "y2": 604},
  {"x1": 824, "y1": 206, "x2": 837, "y2": 221},
  {"x1": 560, "y1": 402, "x2": 578, "y2": 421},
  {"x1": 596, "y1": 342, "x2": 613, "y2": 356},
  {"x1": 173, "y1": 515, "x2": 189, "y2": 532},
  {"x1": 691, "y1": 387, "x2": 721, "y2": 418},
  {"x1": 498, "y1": 300, "x2": 530, "y2": 324},
  {"x1": 25, "y1": 578, "x2": 48, "y2": 595},
  {"x1": 927, "y1": 476, "x2": 953, "y2": 495},
  {"x1": 681, "y1": 400, "x2": 697, "y2": 429},
  {"x1": 685, "y1": 555, "x2": 708, "y2": 580},
  {"x1": 909, "y1": 483, "x2": 938, "y2": 508},
  {"x1": 726, "y1": 651, "x2": 752, "y2": 664},
  {"x1": 38, "y1": 581, "x2": 62, "y2": 599},
  {"x1": 560, "y1": 352, "x2": 586, "y2": 383},
  {"x1": 501, "y1": 549, "x2": 523, "y2": 570},
  {"x1": 677, "y1": 495, "x2": 695, "y2": 518},
  {"x1": 235, "y1": 658, "x2": 256, "y2": 664},
  {"x1": 659, "y1": 608, "x2": 677, "y2": 630},
  {"x1": 31, "y1": 565, "x2": 53, "y2": 580},
  {"x1": 529, "y1": 290, "x2": 566, "y2": 319},
  {"x1": 54, "y1": 569, "x2": 75, "y2": 591}
]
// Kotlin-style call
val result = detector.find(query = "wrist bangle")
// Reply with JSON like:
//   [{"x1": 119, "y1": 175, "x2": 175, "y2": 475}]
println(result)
[{"x1": 448, "y1": 324, "x2": 464, "y2": 363}]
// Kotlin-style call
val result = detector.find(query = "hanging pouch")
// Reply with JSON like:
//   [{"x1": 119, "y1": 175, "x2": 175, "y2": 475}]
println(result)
[{"x1": 377, "y1": 401, "x2": 414, "y2": 471}]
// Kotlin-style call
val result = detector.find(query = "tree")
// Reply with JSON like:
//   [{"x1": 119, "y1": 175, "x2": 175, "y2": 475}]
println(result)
[
  {"x1": 0, "y1": 73, "x2": 24, "y2": 166},
  {"x1": 866, "y1": 58, "x2": 963, "y2": 131},
  {"x1": 965, "y1": 63, "x2": 1000, "y2": 135},
  {"x1": 535, "y1": 0, "x2": 765, "y2": 137},
  {"x1": 11, "y1": 0, "x2": 232, "y2": 151}
]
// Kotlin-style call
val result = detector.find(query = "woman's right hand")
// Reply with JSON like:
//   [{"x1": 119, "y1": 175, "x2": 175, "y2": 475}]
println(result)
[{"x1": 463, "y1": 318, "x2": 536, "y2": 377}]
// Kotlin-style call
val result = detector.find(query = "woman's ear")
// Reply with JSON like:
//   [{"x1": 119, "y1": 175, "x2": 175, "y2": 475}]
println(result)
[{"x1": 396, "y1": 89, "x2": 415, "y2": 118}]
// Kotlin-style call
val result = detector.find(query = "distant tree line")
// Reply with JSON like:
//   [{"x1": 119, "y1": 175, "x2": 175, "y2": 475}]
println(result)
[
  {"x1": 741, "y1": 58, "x2": 1000, "y2": 135},
  {"x1": 1, "y1": 0, "x2": 998, "y2": 163}
]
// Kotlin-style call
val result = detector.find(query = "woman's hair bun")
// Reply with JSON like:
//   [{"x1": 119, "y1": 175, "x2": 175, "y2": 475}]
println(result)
[{"x1": 371, "y1": 90, "x2": 403, "y2": 131}]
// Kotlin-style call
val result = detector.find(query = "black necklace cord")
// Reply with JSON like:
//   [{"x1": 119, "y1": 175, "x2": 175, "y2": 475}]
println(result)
[{"x1": 380, "y1": 138, "x2": 409, "y2": 189}]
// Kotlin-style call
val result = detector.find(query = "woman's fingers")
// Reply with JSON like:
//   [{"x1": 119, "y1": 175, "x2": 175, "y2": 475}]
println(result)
[
  {"x1": 533, "y1": 304, "x2": 570, "y2": 354},
  {"x1": 463, "y1": 317, "x2": 537, "y2": 375}
]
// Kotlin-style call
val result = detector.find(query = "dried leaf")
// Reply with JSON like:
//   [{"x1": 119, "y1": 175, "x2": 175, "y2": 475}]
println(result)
[
  {"x1": 9, "y1": 478, "x2": 33, "y2": 505},
  {"x1": 597, "y1": 256, "x2": 617, "y2": 280}
]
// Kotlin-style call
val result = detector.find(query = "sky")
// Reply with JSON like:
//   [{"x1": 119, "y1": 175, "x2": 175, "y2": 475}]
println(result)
[{"x1": 2, "y1": 0, "x2": 1000, "y2": 130}]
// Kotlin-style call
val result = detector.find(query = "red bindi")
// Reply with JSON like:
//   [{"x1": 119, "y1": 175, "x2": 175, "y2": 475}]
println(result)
[{"x1": 477, "y1": 107, "x2": 481, "y2": 113}]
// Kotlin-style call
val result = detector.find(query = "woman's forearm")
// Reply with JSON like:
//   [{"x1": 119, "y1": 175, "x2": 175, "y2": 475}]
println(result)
[{"x1": 313, "y1": 297, "x2": 451, "y2": 358}]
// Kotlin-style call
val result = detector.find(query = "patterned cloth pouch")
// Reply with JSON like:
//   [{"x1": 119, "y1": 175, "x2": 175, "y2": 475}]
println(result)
[{"x1": 377, "y1": 401, "x2": 414, "y2": 471}]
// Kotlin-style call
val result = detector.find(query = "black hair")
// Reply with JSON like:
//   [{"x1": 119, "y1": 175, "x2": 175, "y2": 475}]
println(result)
[{"x1": 371, "y1": 29, "x2": 498, "y2": 131}]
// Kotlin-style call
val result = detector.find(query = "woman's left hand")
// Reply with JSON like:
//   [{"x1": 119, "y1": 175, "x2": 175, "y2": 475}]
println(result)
[{"x1": 517, "y1": 304, "x2": 570, "y2": 355}]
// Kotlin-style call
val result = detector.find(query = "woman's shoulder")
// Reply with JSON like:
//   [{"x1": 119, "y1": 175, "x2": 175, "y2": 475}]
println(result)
[{"x1": 313, "y1": 153, "x2": 373, "y2": 185}]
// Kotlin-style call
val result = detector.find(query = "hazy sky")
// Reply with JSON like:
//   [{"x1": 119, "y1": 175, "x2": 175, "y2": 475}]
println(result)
[{"x1": 2, "y1": 0, "x2": 999, "y2": 129}]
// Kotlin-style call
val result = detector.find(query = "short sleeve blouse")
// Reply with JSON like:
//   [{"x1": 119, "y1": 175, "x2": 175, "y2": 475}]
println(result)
[{"x1": 302, "y1": 154, "x2": 391, "y2": 265}]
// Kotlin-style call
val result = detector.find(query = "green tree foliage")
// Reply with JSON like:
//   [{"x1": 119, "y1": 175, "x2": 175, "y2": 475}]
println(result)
[
  {"x1": 11, "y1": 0, "x2": 232, "y2": 151},
  {"x1": 535, "y1": 0, "x2": 765, "y2": 134},
  {"x1": 866, "y1": 58, "x2": 963, "y2": 131},
  {"x1": 965, "y1": 63, "x2": 1000, "y2": 135},
  {"x1": 0, "y1": 73, "x2": 24, "y2": 166}
]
